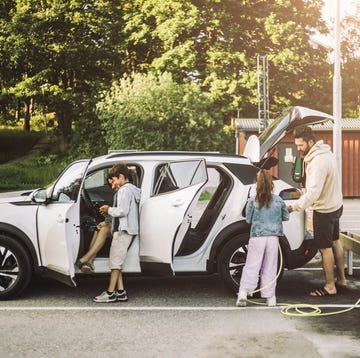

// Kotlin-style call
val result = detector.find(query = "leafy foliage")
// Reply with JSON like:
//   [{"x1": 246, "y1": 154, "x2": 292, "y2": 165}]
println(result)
[
  {"x1": 0, "y1": 0, "x2": 359, "y2": 161},
  {"x1": 97, "y1": 72, "x2": 233, "y2": 152}
]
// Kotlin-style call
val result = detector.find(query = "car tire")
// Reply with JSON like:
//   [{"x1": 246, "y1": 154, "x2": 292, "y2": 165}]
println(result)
[
  {"x1": 217, "y1": 234, "x2": 284, "y2": 293},
  {"x1": 217, "y1": 234, "x2": 250, "y2": 293},
  {"x1": 0, "y1": 235, "x2": 32, "y2": 300}
]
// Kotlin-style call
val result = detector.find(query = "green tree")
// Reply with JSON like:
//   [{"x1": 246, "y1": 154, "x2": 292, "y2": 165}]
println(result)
[
  {"x1": 97, "y1": 72, "x2": 232, "y2": 152},
  {"x1": 121, "y1": 0, "x2": 330, "y2": 117},
  {"x1": 0, "y1": 0, "x2": 126, "y2": 147},
  {"x1": 0, "y1": 0, "x2": 338, "y2": 158}
]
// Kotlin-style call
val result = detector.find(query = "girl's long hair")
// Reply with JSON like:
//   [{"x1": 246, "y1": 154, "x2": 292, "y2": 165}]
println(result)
[{"x1": 256, "y1": 169, "x2": 274, "y2": 209}]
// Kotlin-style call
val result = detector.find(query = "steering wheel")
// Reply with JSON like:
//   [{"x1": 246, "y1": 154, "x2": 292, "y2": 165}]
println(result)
[{"x1": 80, "y1": 189, "x2": 103, "y2": 222}]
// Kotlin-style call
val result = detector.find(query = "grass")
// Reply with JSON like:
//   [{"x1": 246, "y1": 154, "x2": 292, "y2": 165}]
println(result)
[
  {"x1": 0, "y1": 156, "x2": 64, "y2": 192},
  {"x1": 0, "y1": 128, "x2": 65, "y2": 192},
  {"x1": 0, "y1": 128, "x2": 43, "y2": 163}
]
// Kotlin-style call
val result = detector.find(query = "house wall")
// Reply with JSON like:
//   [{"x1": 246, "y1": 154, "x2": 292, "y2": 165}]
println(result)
[{"x1": 238, "y1": 130, "x2": 360, "y2": 197}]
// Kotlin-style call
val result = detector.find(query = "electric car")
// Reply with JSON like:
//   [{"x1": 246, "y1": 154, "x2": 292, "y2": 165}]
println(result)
[{"x1": 0, "y1": 106, "x2": 332, "y2": 299}]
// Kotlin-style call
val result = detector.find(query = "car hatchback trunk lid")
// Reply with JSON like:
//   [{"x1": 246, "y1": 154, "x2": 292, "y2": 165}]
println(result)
[{"x1": 244, "y1": 106, "x2": 333, "y2": 164}]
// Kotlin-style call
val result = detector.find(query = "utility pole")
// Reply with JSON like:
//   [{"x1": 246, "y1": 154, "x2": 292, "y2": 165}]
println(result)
[
  {"x1": 257, "y1": 55, "x2": 269, "y2": 133},
  {"x1": 333, "y1": 0, "x2": 342, "y2": 186},
  {"x1": 235, "y1": 110, "x2": 240, "y2": 155}
]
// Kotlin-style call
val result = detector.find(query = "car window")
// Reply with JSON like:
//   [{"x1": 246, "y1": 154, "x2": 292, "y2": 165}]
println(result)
[
  {"x1": 223, "y1": 163, "x2": 259, "y2": 185},
  {"x1": 153, "y1": 160, "x2": 207, "y2": 195},
  {"x1": 51, "y1": 161, "x2": 89, "y2": 202},
  {"x1": 84, "y1": 168, "x2": 113, "y2": 204},
  {"x1": 84, "y1": 164, "x2": 142, "y2": 204}
]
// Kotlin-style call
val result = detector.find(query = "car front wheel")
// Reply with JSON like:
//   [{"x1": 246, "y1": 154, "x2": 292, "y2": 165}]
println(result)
[{"x1": 0, "y1": 235, "x2": 32, "y2": 300}]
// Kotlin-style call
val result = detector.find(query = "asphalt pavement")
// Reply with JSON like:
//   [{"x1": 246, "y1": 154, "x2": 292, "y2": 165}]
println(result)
[{"x1": 0, "y1": 258, "x2": 359, "y2": 358}]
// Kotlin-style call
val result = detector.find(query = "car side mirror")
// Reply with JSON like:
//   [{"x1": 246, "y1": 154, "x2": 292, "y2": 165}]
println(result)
[
  {"x1": 31, "y1": 188, "x2": 49, "y2": 204},
  {"x1": 292, "y1": 157, "x2": 304, "y2": 184}
]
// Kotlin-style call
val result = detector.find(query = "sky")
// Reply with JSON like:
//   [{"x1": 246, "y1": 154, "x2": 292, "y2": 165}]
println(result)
[
  {"x1": 322, "y1": 0, "x2": 359, "y2": 21},
  {"x1": 314, "y1": 0, "x2": 359, "y2": 49}
]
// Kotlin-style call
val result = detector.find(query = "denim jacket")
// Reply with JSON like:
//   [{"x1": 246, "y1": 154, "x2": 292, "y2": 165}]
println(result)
[{"x1": 246, "y1": 194, "x2": 289, "y2": 238}]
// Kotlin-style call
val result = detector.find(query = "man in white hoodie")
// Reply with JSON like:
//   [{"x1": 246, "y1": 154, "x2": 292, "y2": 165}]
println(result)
[{"x1": 287, "y1": 126, "x2": 347, "y2": 296}]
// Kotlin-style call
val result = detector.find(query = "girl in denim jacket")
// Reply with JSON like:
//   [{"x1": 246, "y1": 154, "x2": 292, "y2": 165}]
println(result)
[{"x1": 236, "y1": 169, "x2": 289, "y2": 307}]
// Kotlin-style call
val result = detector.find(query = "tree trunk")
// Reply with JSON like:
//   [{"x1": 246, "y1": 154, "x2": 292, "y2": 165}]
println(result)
[
  {"x1": 23, "y1": 98, "x2": 31, "y2": 132},
  {"x1": 56, "y1": 101, "x2": 73, "y2": 153}
]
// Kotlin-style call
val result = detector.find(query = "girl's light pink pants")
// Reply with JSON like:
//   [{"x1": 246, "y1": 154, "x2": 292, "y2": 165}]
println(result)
[{"x1": 239, "y1": 236, "x2": 279, "y2": 298}]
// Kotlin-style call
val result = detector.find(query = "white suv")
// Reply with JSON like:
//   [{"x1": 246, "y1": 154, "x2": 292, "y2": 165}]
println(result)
[{"x1": 0, "y1": 106, "x2": 331, "y2": 299}]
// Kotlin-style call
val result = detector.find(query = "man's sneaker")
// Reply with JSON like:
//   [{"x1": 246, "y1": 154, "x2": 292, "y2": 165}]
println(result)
[
  {"x1": 116, "y1": 290, "x2": 128, "y2": 302},
  {"x1": 267, "y1": 296, "x2": 277, "y2": 307},
  {"x1": 93, "y1": 291, "x2": 117, "y2": 303},
  {"x1": 236, "y1": 291, "x2": 247, "y2": 307}
]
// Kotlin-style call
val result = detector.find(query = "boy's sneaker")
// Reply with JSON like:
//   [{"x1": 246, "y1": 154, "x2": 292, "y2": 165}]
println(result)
[
  {"x1": 236, "y1": 291, "x2": 247, "y2": 307},
  {"x1": 116, "y1": 290, "x2": 128, "y2": 302},
  {"x1": 93, "y1": 291, "x2": 117, "y2": 303},
  {"x1": 267, "y1": 296, "x2": 277, "y2": 307}
]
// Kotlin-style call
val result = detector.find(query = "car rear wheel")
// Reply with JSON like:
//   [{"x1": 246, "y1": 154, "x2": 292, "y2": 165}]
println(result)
[
  {"x1": 217, "y1": 234, "x2": 284, "y2": 293},
  {"x1": 217, "y1": 234, "x2": 249, "y2": 293},
  {"x1": 0, "y1": 235, "x2": 32, "y2": 300}
]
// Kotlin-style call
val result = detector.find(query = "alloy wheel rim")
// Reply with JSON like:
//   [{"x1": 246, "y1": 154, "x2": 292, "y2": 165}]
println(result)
[
  {"x1": 228, "y1": 246, "x2": 247, "y2": 286},
  {"x1": 0, "y1": 246, "x2": 19, "y2": 292}
]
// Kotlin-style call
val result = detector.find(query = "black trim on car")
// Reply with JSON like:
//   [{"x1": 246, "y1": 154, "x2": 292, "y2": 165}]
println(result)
[
  {"x1": 223, "y1": 163, "x2": 259, "y2": 185},
  {"x1": 43, "y1": 269, "x2": 77, "y2": 288},
  {"x1": 176, "y1": 166, "x2": 234, "y2": 257},
  {"x1": 9, "y1": 201, "x2": 36, "y2": 206},
  {"x1": 140, "y1": 262, "x2": 174, "y2": 276},
  {"x1": 280, "y1": 237, "x2": 317, "y2": 269}
]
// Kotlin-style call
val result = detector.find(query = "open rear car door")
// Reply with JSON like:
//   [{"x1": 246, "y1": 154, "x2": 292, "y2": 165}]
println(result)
[{"x1": 139, "y1": 159, "x2": 207, "y2": 276}]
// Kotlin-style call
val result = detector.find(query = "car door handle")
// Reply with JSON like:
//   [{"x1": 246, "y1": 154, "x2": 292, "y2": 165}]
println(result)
[
  {"x1": 172, "y1": 198, "x2": 184, "y2": 207},
  {"x1": 57, "y1": 215, "x2": 64, "y2": 223}
]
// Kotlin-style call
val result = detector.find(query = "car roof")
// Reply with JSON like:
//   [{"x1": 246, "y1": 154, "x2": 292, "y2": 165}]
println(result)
[{"x1": 89, "y1": 151, "x2": 252, "y2": 168}]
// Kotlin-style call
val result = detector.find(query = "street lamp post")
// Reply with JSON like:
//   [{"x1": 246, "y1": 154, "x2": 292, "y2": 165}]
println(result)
[
  {"x1": 235, "y1": 110, "x2": 241, "y2": 155},
  {"x1": 333, "y1": 0, "x2": 342, "y2": 185}
]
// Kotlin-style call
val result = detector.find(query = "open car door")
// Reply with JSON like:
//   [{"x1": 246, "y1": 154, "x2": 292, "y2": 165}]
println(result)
[
  {"x1": 35, "y1": 160, "x2": 90, "y2": 287},
  {"x1": 139, "y1": 159, "x2": 208, "y2": 276}
]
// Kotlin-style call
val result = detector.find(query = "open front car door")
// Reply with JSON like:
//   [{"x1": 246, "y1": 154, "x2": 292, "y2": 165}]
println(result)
[{"x1": 35, "y1": 160, "x2": 90, "y2": 287}]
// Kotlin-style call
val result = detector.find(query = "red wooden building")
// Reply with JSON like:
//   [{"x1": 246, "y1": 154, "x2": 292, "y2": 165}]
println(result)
[{"x1": 237, "y1": 118, "x2": 360, "y2": 197}]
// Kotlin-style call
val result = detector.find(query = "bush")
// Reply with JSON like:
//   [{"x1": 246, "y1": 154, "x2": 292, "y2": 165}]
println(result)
[{"x1": 97, "y1": 72, "x2": 232, "y2": 152}]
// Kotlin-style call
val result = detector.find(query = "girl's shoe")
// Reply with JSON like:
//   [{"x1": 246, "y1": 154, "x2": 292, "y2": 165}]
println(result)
[
  {"x1": 267, "y1": 296, "x2": 276, "y2": 307},
  {"x1": 236, "y1": 291, "x2": 247, "y2": 307}
]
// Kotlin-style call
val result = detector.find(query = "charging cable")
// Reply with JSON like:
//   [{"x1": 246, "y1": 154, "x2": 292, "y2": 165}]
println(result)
[{"x1": 243, "y1": 244, "x2": 360, "y2": 317}]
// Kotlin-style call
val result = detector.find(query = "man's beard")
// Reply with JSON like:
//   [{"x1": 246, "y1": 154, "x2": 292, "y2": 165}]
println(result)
[{"x1": 303, "y1": 143, "x2": 311, "y2": 156}]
